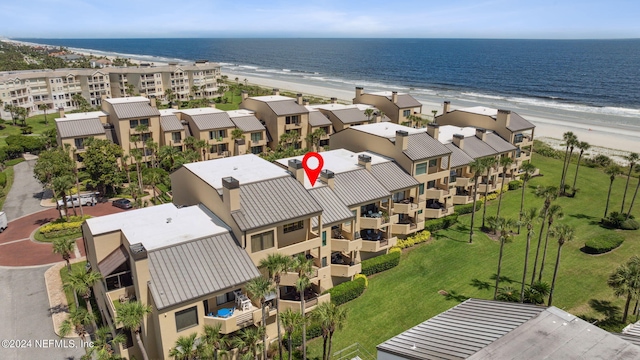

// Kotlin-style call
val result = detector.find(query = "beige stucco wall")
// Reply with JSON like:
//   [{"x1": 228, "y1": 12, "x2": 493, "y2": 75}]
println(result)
[{"x1": 241, "y1": 98, "x2": 310, "y2": 150}]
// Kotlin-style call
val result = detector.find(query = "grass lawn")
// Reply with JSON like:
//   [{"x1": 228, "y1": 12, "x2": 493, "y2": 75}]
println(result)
[
  {"x1": 59, "y1": 261, "x2": 88, "y2": 312},
  {"x1": 0, "y1": 165, "x2": 14, "y2": 209},
  {"x1": 0, "y1": 113, "x2": 59, "y2": 146},
  {"x1": 308, "y1": 153, "x2": 640, "y2": 358},
  {"x1": 33, "y1": 228, "x2": 81, "y2": 243}
]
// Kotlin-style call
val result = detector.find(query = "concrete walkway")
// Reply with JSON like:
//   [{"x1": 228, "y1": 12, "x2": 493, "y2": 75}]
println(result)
[{"x1": 3, "y1": 157, "x2": 46, "y2": 221}]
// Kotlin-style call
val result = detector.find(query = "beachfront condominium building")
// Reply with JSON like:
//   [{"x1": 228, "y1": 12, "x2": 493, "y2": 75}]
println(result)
[
  {"x1": 353, "y1": 87, "x2": 426, "y2": 127},
  {"x1": 308, "y1": 100, "x2": 390, "y2": 132},
  {"x1": 331, "y1": 123, "x2": 456, "y2": 219},
  {"x1": 0, "y1": 62, "x2": 220, "y2": 119}
]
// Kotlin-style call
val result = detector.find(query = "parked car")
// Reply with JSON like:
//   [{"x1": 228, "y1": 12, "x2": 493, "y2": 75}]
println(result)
[
  {"x1": 112, "y1": 198, "x2": 133, "y2": 209},
  {"x1": 57, "y1": 194, "x2": 97, "y2": 209},
  {"x1": 0, "y1": 211, "x2": 7, "y2": 232}
]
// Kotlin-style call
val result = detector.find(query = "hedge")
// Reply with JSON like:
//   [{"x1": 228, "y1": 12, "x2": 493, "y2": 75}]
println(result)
[
  {"x1": 508, "y1": 180, "x2": 523, "y2": 190},
  {"x1": 40, "y1": 215, "x2": 92, "y2": 236},
  {"x1": 354, "y1": 273, "x2": 368, "y2": 288},
  {"x1": 425, "y1": 214, "x2": 458, "y2": 232},
  {"x1": 324, "y1": 276, "x2": 367, "y2": 306},
  {"x1": 0, "y1": 172, "x2": 6, "y2": 187},
  {"x1": 621, "y1": 219, "x2": 640, "y2": 230},
  {"x1": 455, "y1": 200, "x2": 483, "y2": 215},
  {"x1": 288, "y1": 323, "x2": 323, "y2": 348},
  {"x1": 361, "y1": 251, "x2": 400, "y2": 276},
  {"x1": 396, "y1": 230, "x2": 432, "y2": 249},
  {"x1": 584, "y1": 233, "x2": 624, "y2": 254}
]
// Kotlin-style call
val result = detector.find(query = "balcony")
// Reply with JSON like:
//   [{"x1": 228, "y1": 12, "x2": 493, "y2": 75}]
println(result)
[
  {"x1": 392, "y1": 199, "x2": 422, "y2": 214},
  {"x1": 425, "y1": 188, "x2": 451, "y2": 202},
  {"x1": 279, "y1": 289, "x2": 330, "y2": 313},
  {"x1": 331, "y1": 236, "x2": 362, "y2": 253},
  {"x1": 392, "y1": 220, "x2": 423, "y2": 235},
  {"x1": 424, "y1": 205, "x2": 455, "y2": 219},
  {"x1": 478, "y1": 182, "x2": 499, "y2": 194},
  {"x1": 106, "y1": 286, "x2": 136, "y2": 328},
  {"x1": 203, "y1": 306, "x2": 261, "y2": 334},
  {"x1": 514, "y1": 134, "x2": 533, "y2": 147},
  {"x1": 360, "y1": 230, "x2": 397, "y2": 252},
  {"x1": 359, "y1": 213, "x2": 398, "y2": 229},
  {"x1": 453, "y1": 191, "x2": 477, "y2": 205}
]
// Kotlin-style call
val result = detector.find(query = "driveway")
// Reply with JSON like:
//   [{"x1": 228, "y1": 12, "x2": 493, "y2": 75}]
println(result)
[
  {"x1": 3, "y1": 159, "x2": 46, "y2": 221},
  {"x1": 0, "y1": 266, "x2": 85, "y2": 360}
]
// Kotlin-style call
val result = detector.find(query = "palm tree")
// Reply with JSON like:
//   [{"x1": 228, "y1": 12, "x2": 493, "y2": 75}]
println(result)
[
  {"x1": 295, "y1": 275, "x2": 311, "y2": 360},
  {"x1": 53, "y1": 174, "x2": 75, "y2": 221},
  {"x1": 547, "y1": 224, "x2": 575, "y2": 306},
  {"x1": 524, "y1": 281, "x2": 551, "y2": 305},
  {"x1": 604, "y1": 164, "x2": 622, "y2": 217},
  {"x1": 87, "y1": 326, "x2": 126, "y2": 360},
  {"x1": 135, "y1": 124, "x2": 150, "y2": 164},
  {"x1": 495, "y1": 156, "x2": 513, "y2": 225},
  {"x1": 621, "y1": 153, "x2": 640, "y2": 212},
  {"x1": 63, "y1": 267, "x2": 102, "y2": 332},
  {"x1": 145, "y1": 139, "x2": 159, "y2": 168},
  {"x1": 481, "y1": 157, "x2": 498, "y2": 229},
  {"x1": 169, "y1": 332, "x2": 203, "y2": 360},
  {"x1": 518, "y1": 162, "x2": 536, "y2": 234},
  {"x1": 38, "y1": 104, "x2": 49, "y2": 124},
  {"x1": 158, "y1": 145, "x2": 181, "y2": 171},
  {"x1": 306, "y1": 128, "x2": 327, "y2": 152},
  {"x1": 280, "y1": 308, "x2": 304, "y2": 360},
  {"x1": 231, "y1": 129, "x2": 245, "y2": 156},
  {"x1": 143, "y1": 169, "x2": 164, "y2": 203},
  {"x1": 559, "y1": 131, "x2": 577, "y2": 193},
  {"x1": 364, "y1": 108, "x2": 374, "y2": 123},
  {"x1": 232, "y1": 326, "x2": 265, "y2": 360},
  {"x1": 571, "y1": 141, "x2": 590, "y2": 196},
  {"x1": 530, "y1": 185, "x2": 558, "y2": 285},
  {"x1": 626, "y1": 165, "x2": 640, "y2": 220},
  {"x1": 519, "y1": 207, "x2": 538, "y2": 302},
  {"x1": 246, "y1": 276, "x2": 275, "y2": 360},
  {"x1": 115, "y1": 301, "x2": 153, "y2": 360},
  {"x1": 259, "y1": 254, "x2": 292, "y2": 360},
  {"x1": 537, "y1": 204, "x2": 563, "y2": 282},
  {"x1": 468, "y1": 158, "x2": 490, "y2": 243},
  {"x1": 313, "y1": 301, "x2": 348, "y2": 360},
  {"x1": 59, "y1": 307, "x2": 94, "y2": 344},
  {"x1": 52, "y1": 237, "x2": 75, "y2": 274},
  {"x1": 202, "y1": 324, "x2": 228, "y2": 360},
  {"x1": 607, "y1": 256, "x2": 640, "y2": 323},
  {"x1": 492, "y1": 217, "x2": 516, "y2": 300}
]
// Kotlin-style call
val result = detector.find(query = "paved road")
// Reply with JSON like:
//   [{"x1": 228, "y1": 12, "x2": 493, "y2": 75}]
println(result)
[
  {"x1": 0, "y1": 266, "x2": 85, "y2": 360},
  {"x1": 3, "y1": 160, "x2": 46, "y2": 221}
]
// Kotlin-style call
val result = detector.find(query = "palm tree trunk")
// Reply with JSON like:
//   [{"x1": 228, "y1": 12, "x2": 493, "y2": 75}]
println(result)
[
  {"x1": 73, "y1": 290, "x2": 79, "y2": 310},
  {"x1": 518, "y1": 178, "x2": 528, "y2": 234},
  {"x1": 84, "y1": 294, "x2": 98, "y2": 334},
  {"x1": 276, "y1": 284, "x2": 284, "y2": 360},
  {"x1": 622, "y1": 293, "x2": 632, "y2": 323},
  {"x1": 62, "y1": 190, "x2": 70, "y2": 221},
  {"x1": 560, "y1": 146, "x2": 570, "y2": 190},
  {"x1": 520, "y1": 230, "x2": 532, "y2": 302},
  {"x1": 481, "y1": 173, "x2": 490, "y2": 229},
  {"x1": 75, "y1": 169, "x2": 84, "y2": 217},
  {"x1": 52, "y1": 188, "x2": 64, "y2": 220},
  {"x1": 261, "y1": 303, "x2": 267, "y2": 360},
  {"x1": 561, "y1": 149, "x2": 574, "y2": 194},
  {"x1": 531, "y1": 208, "x2": 548, "y2": 285},
  {"x1": 65, "y1": 257, "x2": 72, "y2": 274},
  {"x1": 287, "y1": 333, "x2": 293, "y2": 360},
  {"x1": 322, "y1": 335, "x2": 328, "y2": 360},
  {"x1": 469, "y1": 177, "x2": 480, "y2": 243},
  {"x1": 626, "y1": 179, "x2": 639, "y2": 220},
  {"x1": 622, "y1": 168, "x2": 633, "y2": 213},
  {"x1": 537, "y1": 222, "x2": 553, "y2": 282},
  {"x1": 495, "y1": 168, "x2": 507, "y2": 234},
  {"x1": 301, "y1": 297, "x2": 306, "y2": 360},
  {"x1": 571, "y1": 152, "x2": 583, "y2": 193},
  {"x1": 136, "y1": 331, "x2": 150, "y2": 360},
  {"x1": 493, "y1": 236, "x2": 506, "y2": 300},
  {"x1": 604, "y1": 180, "x2": 614, "y2": 217},
  {"x1": 547, "y1": 244, "x2": 563, "y2": 306},
  {"x1": 327, "y1": 332, "x2": 334, "y2": 360},
  {"x1": 633, "y1": 299, "x2": 639, "y2": 322}
]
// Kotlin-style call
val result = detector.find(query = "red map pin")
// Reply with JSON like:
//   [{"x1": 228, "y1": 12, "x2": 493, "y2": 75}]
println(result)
[{"x1": 302, "y1": 152, "x2": 324, "y2": 187}]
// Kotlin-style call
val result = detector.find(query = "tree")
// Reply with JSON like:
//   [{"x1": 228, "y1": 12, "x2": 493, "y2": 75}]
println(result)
[
  {"x1": 194, "y1": 139, "x2": 208, "y2": 161},
  {"x1": 88, "y1": 326, "x2": 126, "y2": 360},
  {"x1": 259, "y1": 253, "x2": 292, "y2": 360},
  {"x1": 548, "y1": 224, "x2": 575, "y2": 306},
  {"x1": 306, "y1": 128, "x2": 326, "y2": 152},
  {"x1": 63, "y1": 267, "x2": 102, "y2": 332},
  {"x1": 59, "y1": 307, "x2": 94, "y2": 345},
  {"x1": 165, "y1": 88, "x2": 176, "y2": 104},
  {"x1": 191, "y1": 85, "x2": 199, "y2": 99},
  {"x1": 125, "y1": 84, "x2": 136, "y2": 97},
  {"x1": 604, "y1": 164, "x2": 622, "y2": 217},
  {"x1": 52, "y1": 237, "x2": 75, "y2": 274},
  {"x1": 513, "y1": 204, "x2": 536, "y2": 301},
  {"x1": 559, "y1": 131, "x2": 577, "y2": 194},
  {"x1": 518, "y1": 162, "x2": 536, "y2": 234},
  {"x1": 468, "y1": 158, "x2": 491, "y2": 243},
  {"x1": 142, "y1": 167, "x2": 167, "y2": 203},
  {"x1": 4, "y1": 104, "x2": 17, "y2": 125},
  {"x1": 72, "y1": 93, "x2": 91, "y2": 112},
  {"x1": 34, "y1": 148, "x2": 75, "y2": 220},
  {"x1": 607, "y1": 256, "x2": 640, "y2": 323},
  {"x1": 38, "y1": 104, "x2": 49, "y2": 124},
  {"x1": 292, "y1": 254, "x2": 313, "y2": 360},
  {"x1": 495, "y1": 156, "x2": 513, "y2": 227},
  {"x1": 82, "y1": 138, "x2": 124, "y2": 196},
  {"x1": 571, "y1": 141, "x2": 590, "y2": 196},
  {"x1": 481, "y1": 157, "x2": 498, "y2": 229},
  {"x1": 169, "y1": 332, "x2": 203, "y2": 360},
  {"x1": 53, "y1": 174, "x2": 75, "y2": 221},
  {"x1": 135, "y1": 124, "x2": 150, "y2": 165},
  {"x1": 621, "y1": 153, "x2": 640, "y2": 213},
  {"x1": 280, "y1": 308, "x2": 304, "y2": 360},
  {"x1": 530, "y1": 185, "x2": 558, "y2": 285},
  {"x1": 524, "y1": 281, "x2": 551, "y2": 305},
  {"x1": 246, "y1": 276, "x2": 274, "y2": 360},
  {"x1": 313, "y1": 301, "x2": 347, "y2": 360},
  {"x1": 115, "y1": 301, "x2": 153, "y2": 360},
  {"x1": 626, "y1": 165, "x2": 640, "y2": 220},
  {"x1": 364, "y1": 108, "x2": 374, "y2": 123},
  {"x1": 232, "y1": 326, "x2": 265, "y2": 360},
  {"x1": 145, "y1": 139, "x2": 159, "y2": 168},
  {"x1": 158, "y1": 145, "x2": 181, "y2": 171},
  {"x1": 202, "y1": 324, "x2": 228, "y2": 360},
  {"x1": 537, "y1": 204, "x2": 563, "y2": 282},
  {"x1": 491, "y1": 217, "x2": 516, "y2": 300},
  {"x1": 279, "y1": 131, "x2": 300, "y2": 151}
]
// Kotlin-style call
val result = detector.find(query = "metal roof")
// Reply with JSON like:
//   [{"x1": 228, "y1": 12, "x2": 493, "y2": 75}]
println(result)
[
  {"x1": 445, "y1": 143, "x2": 475, "y2": 168},
  {"x1": 331, "y1": 108, "x2": 369, "y2": 124},
  {"x1": 370, "y1": 162, "x2": 419, "y2": 192},
  {"x1": 266, "y1": 100, "x2": 308, "y2": 116},
  {"x1": 308, "y1": 186, "x2": 354, "y2": 227},
  {"x1": 231, "y1": 176, "x2": 323, "y2": 231},
  {"x1": 484, "y1": 132, "x2": 517, "y2": 153},
  {"x1": 189, "y1": 112, "x2": 235, "y2": 130},
  {"x1": 392, "y1": 94, "x2": 423, "y2": 108},
  {"x1": 148, "y1": 233, "x2": 260, "y2": 310},
  {"x1": 461, "y1": 136, "x2": 499, "y2": 159},
  {"x1": 110, "y1": 101, "x2": 161, "y2": 119},
  {"x1": 159, "y1": 114, "x2": 183, "y2": 132},
  {"x1": 506, "y1": 112, "x2": 535, "y2": 132},
  {"x1": 56, "y1": 118, "x2": 106, "y2": 138},
  {"x1": 308, "y1": 111, "x2": 333, "y2": 127},
  {"x1": 403, "y1": 133, "x2": 452, "y2": 161},
  {"x1": 97, "y1": 245, "x2": 128, "y2": 275},
  {"x1": 333, "y1": 169, "x2": 390, "y2": 206},
  {"x1": 230, "y1": 115, "x2": 266, "y2": 133},
  {"x1": 623, "y1": 320, "x2": 640, "y2": 338},
  {"x1": 617, "y1": 334, "x2": 640, "y2": 347}
]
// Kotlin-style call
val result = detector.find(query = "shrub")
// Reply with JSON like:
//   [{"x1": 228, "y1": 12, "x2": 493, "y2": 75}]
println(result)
[
  {"x1": 395, "y1": 231, "x2": 432, "y2": 250},
  {"x1": 455, "y1": 200, "x2": 483, "y2": 215},
  {"x1": 0, "y1": 172, "x2": 6, "y2": 187},
  {"x1": 40, "y1": 215, "x2": 92, "y2": 238},
  {"x1": 425, "y1": 214, "x2": 458, "y2": 232},
  {"x1": 533, "y1": 140, "x2": 563, "y2": 159},
  {"x1": 5, "y1": 145, "x2": 23, "y2": 159},
  {"x1": 324, "y1": 277, "x2": 366, "y2": 306},
  {"x1": 5, "y1": 134, "x2": 45, "y2": 154},
  {"x1": 601, "y1": 212, "x2": 633, "y2": 229},
  {"x1": 584, "y1": 154, "x2": 612, "y2": 168},
  {"x1": 288, "y1": 322, "x2": 323, "y2": 348},
  {"x1": 508, "y1": 180, "x2": 523, "y2": 190},
  {"x1": 621, "y1": 219, "x2": 640, "y2": 230},
  {"x1": 361, "y1": 251, "x2": 400, "y2": 276},
  {"x1": 584, "y1": 233, "x2": 624, "y2": 254},
  {"x1": 354, "y1": 273, "x2": 368, "y2": 288}
]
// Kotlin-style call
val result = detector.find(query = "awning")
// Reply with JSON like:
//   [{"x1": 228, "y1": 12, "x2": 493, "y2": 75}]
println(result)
[{"x1": 98, "y1": 245, "x2": 129, "y2": 275}]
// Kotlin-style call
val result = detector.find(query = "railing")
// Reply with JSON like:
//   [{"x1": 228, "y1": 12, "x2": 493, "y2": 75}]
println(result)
[{"x1": 332, "y1": 343, "x2": 375, "y2": 360}]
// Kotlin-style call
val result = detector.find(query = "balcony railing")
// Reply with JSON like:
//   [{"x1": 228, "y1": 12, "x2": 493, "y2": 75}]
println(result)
[
  {"x1": 279, "y1": 292, "x2": 330, "y2": 312},
  {"x1": 203, "y1": 306, "x2": 260, "y2": 334}
]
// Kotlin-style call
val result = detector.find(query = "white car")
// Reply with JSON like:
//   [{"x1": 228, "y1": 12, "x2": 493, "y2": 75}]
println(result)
[{"x1": 57, "y1": 194, "x2": 97, "y2": 209}]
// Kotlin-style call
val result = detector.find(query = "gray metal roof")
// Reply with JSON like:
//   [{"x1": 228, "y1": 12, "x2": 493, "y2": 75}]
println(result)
[
  {"x1": 232, "y1": 176, "x2": 323, "y2": 231},
  {"x1": 617, "y1": 334, "x2": 640, "y2": 347},
  {"x1": 110, "y1": 101, "x2": 161, "y2": 119},
  {"x1": 403, "y1": 133, "x2": 452, "y2": 161},
  {"x1": 377, "y1": 298, "x2": 546, "y2": 360},
  {"x1": 445, "y1": 143, "x2": 475, "y2": 169},
  {"x1": 267, "y1": 100, "x2": 308, "y2": 116},
  {"x1": 484, "y1": 132, "x2": 517, "y2": 154},
  {"x1": 159, "y1": 114, "x2": 183, "y2": 132},
  {"x1": 370, "y1": 162, "x2": 419, "y2": 192},
  {"x1": 507, "y1": 112, "x2": 535, "y2": 132},
  {"x1": 333, "y1": 169, "x2": 390, "y2": 207},
  {"x1": 230, "y1": 115, "x2": 266, "y2": 133},
  {"x1": 331, "y1": 108, "x2": 368, "y2": 124},
  {"x1": 190, "y1": 112, "x2": 235, "y2": 130},
  {"x1": 623, "y1": 320, "x2": 640, "y2": 338},
  {"x1": 308, "y1": 186, "x2": 354, "y2": 227},
  {"x1": 97, "y1": 245, "x2": 128, "y2": 276},
  {"x1": 148, "y1": 233, "x2": 260, "y2": 310},
  {"x1": 461, "y1": 136, "x2": 499, "y2": 159},
  {"x1": 308, "y1": 111, "x2": 333, "y2": 127},
  {"x1": 386, "y1": 94, "x2": 423, "y2": 108},
  {"x1": 56, "y1": 118, "x2": 106, "y2": 138}
]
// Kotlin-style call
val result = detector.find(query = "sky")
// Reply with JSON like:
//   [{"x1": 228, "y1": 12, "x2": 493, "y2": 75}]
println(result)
[{"x1": 1, "y1": 0, "x2": 639, "y2": 39}]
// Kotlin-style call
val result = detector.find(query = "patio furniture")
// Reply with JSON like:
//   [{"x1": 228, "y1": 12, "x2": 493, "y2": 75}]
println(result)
[
  {"x1": 217, "y1": 307, "x2": 235, "y2": 318},
  {"x1": 240, "y1": 298, "x2": 252, "y2": 311}
]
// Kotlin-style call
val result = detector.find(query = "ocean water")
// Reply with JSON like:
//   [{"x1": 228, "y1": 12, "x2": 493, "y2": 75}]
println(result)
[{"x1": 17, "y1": 38, "x2": 640, "y2": 128}]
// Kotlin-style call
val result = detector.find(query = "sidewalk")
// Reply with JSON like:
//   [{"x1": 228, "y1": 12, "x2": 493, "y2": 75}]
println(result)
[{"x1": 45, "y1": 257, "x2": 86, "y2": 338}]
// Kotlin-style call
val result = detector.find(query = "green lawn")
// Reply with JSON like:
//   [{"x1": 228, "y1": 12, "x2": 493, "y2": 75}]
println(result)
[
  {"x1": 59, "y1": 261, "x2": 88, "y2": 312},
  {"x1": 0, "y1": 113, "x2": 59, "y2": 146},
  {"x1": 0, "y1": 166, "x2": 14, "y2": 209},
  {"x1": 308, "y1": 154, "x2": 640, "y2": 358}
]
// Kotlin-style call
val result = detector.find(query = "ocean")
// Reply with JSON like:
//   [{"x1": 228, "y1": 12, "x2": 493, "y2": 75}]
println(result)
[{"x1": 16, "y1": 38, "x2": 640, "y2": 131}]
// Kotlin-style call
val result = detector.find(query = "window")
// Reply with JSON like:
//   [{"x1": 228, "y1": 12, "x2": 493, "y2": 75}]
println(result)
[
  {"x1": 129, "y1": 119, "x2": 138, "y2": 128},
  {"x1": 74, "y1": 138, "x2": 85, "y2": 150},
  {"x1": 321, "y1": 126, "x2": 330, "y2": 134},
  {"x1": 209, "y1": 130, "x2": 226, "y2": 140},
  {"x1": 285, "y1": 115, "x2": 299, "y2": 124},
  {"x1": 322, "y1": 231, "x2": 327, "y2": 246},
  {"x1": 514, "y1": 134, "x2": 524, "y2": 143},
  {"x1": 251, "y1": 231, "x2": 274, "y2": 252},
  {"x1": 141, "y1": 133, "x2": 151, "y2": 142},
  {"x1": 427, "y1": 180, "x2": 436, "y2": 189},
  {"x1": 415, "y1": 162, "x2": 427, "y2": 175},
  {"x1": 250, "y1": 146, "x2": 263, "y2": 154},
  {"x1": 175, "y1": 307, "x2": 198, "y2": 332},
  {"x1": 283, "y1": 220, "x2": 304, "y2": 233},
  {"x1": 428, "y1": 159, "x2": 437, "y2": 168},
  {"x1": 172, "y1": 132, "x2": 182, "y2": 142},
  {"x1": 417, "y1": 210, "x2": 423, "y2": 215},
  {"x1": 139, "y1": 118, "x2": 149, "y2": 127},
  {"x1": 250, "y1": 132, "x2": 262, "y2": 142},
  {"x1": 403, "y1": 109, "x2": 411, "y2": 117},
  {"x1": 450, "y1": 170, "x2": 457, "y2": 182},
  {"x1": 321, "y1": 257, "x2": 327, "y2": 267},
  {"x1": 210, "y1": 145, "x2": 218, "y2": 154},
  {"x1": 392, "y1": 192, "x2": 405, "y2": 202},
  {"x1": 216, "y1": 289, "x2": 239, "y2": 306},
  {"x1": 218, "y1": 143, "x2": 228, "y2": 153},
  {"x1": 419, "y1": 183, "x2": 425, "y2": 195}
]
